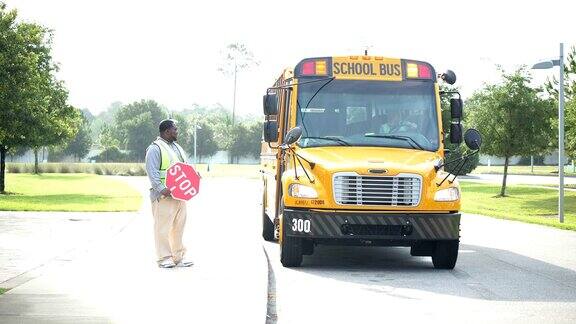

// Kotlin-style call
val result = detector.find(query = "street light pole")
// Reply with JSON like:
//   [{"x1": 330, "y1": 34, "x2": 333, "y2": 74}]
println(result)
[
  {"x1": 194, "y1": 125, "x2": 197, "y2": 164},
  {"x1": 232, "y1": 62, "x2": 237, "y2": 126},
  {"x1": 193, "y1": 124, "x2": 202, "y2": 165},
  {"x1": 558, "y1": 43, "x2": 565, "y2": 223},
  {"x1": 532, "y1": 42, "x2": 565, "y2": 223}
]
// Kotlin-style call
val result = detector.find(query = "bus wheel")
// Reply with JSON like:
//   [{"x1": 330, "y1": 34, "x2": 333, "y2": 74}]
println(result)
[
  {"x1": 262, "y1": 191, "x2": 275, "y2": 242},
  {"x1": 280, "y1": 235, "x2": 303, "y2": 267},
  {"x1": 432, "y1": 240, "x2": 459, "y2": 269}
]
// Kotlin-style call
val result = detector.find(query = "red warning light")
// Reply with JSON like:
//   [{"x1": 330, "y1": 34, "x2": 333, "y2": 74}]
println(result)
[{"x1": 301, "y1": 61, "x2": 315, "y2": 75}]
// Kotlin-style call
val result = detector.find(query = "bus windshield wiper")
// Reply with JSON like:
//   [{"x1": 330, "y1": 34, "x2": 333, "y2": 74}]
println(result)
[
  {"x1": 300, "y1": 77, "x2": 335, "y2": 131},
  {"x1": 364, "y1": 134, "x2": 424, "y2": 150},
  {"x1": 301, "y1": 136, "x2": 351, "y2": 146}
]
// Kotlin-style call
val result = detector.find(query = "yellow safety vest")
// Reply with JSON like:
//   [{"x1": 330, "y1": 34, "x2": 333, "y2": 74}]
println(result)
[{"x1": 154, "y1": 139, "x2": 187, "y2": 185}]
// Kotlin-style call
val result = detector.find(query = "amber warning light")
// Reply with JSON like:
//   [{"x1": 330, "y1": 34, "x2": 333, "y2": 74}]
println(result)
[{"x1": 406, "y1": 62, "x2": 432, "y2": 79}]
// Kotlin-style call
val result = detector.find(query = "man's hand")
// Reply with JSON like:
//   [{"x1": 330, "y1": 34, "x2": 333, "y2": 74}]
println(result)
[{"x1": 161, "y1": 188, "x2": 171, "y2": 197}]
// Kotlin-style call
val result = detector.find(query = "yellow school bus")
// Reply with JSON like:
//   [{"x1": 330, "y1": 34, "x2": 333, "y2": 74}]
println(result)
[{"x1": 260, "y1": 55, "x2": 481, "y2": 268}]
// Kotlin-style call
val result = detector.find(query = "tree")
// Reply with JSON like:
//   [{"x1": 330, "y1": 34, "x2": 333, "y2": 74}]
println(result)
[
  {"x1": 468, "y1": 67, "x2": 555, "y2": 196},
  {"x1": 114, "y1": 100, "x2": 168, "y2": 161},
  {"x1": 566, "y1": 99, "x2": 576, "y2": 163},
  {"x1": 218, "y1": 43, "x2": 259, "y2": 125},
  {"x1": 544, "y1": 46, "x2": 576, "y2": 161},
  {"x1": 0, "y1": 3, "x2": 75, "y2": 188},
  {"x1": 94, "y1": 146, "x2": 128, "y2": 163},
  {"x1": 91, "y1": 101, "x2": 123, "y2": 141},
  {"x1": 228, "y1": 124, "x2": 249, "y2": 163},
  {"x1": 245, "y1": 122, "x2": 263, "y2": 159},
  {"x1": 98, "y1": 124, "x2": 120, "y2": 150},
  {"x1": 172, "y1": 113, "x2": 191, "y2": 155},
  {"x1": 26, "y1": 81, "x2": 81, "y2": 173},
  {"x1": 64, "y1": 112, "x2": 93, "y2": 162},
  {"x1": 191, "y1": 122, "x2": 218, "y2": 162}
]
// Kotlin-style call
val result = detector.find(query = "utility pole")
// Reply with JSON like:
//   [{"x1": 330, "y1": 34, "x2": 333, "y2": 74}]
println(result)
[
  {"x1": 558, "y1": 43, "x2": 565, "y2": 223},
  {"x1": 232, "y1": 62, "x2": 237, "y2": 126}
]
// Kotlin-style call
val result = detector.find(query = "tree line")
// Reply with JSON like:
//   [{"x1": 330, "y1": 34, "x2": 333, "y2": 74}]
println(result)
[{"x1": 68, "y1": 100, "x2": 263, "y2": 164}]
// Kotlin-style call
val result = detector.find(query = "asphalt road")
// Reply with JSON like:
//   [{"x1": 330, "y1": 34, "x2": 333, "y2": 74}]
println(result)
[
  {"x1": 0, "y1": 177, "x2": 268, "y2": 323},
  {"x1": 262, "y1": 191, "x2": 576, "y2": 323},
  {"x1": 2, "y1": 176, "x2": 575, "y2": 323}
]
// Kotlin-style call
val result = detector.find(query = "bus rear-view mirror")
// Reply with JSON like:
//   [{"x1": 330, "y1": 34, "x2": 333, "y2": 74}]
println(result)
[
  {"x1": 263, "y1": 93, "x2": 278, "y2": 115},
  {"x1": 441, "y1": 70, "x2": 457, "y2": 85},
  {"x1": 449, "y1": 123, "x2": 463, "y2": 144},
  {"x1": 450, "y1": 98, "x2": 463, "y2": 119},
  {"x1": 263, "y1": 120, "x2": 279, "y2": 142},
  {"x1": 464, "y1": 128, "x2": 482, "y2": 150}
]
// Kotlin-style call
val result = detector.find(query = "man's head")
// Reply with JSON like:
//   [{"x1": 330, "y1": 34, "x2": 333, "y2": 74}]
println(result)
[
  {"x1": 387, "y1": 109, "x2": 402, "y2": 125},
  {"x1": 159, "y1": 119, "x2": 178, "y2": 142}
]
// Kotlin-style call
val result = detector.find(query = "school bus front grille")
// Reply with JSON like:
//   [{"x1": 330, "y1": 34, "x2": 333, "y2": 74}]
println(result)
[{"x1": 333, "y1": 174, "x2": 422, "y2": 206}]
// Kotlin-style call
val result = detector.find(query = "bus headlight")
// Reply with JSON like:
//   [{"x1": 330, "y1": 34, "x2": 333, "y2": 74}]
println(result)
[
  {"x1": 434, "y1": 187, "x2": 460, "y2": 202},
  {"x1": 289, "y1": 184, "x2": 318, "y2": 198}
]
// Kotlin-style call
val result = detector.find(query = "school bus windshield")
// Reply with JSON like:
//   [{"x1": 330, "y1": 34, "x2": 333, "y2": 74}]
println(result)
[{"x1": 296, "y1": 80, "x2": 439, "y2": 151}]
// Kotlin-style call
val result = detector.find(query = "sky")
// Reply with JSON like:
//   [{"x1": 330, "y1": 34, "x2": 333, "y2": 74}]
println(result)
[{"x1": 8, "y1": 0, "x2": 576, "y2": 117}]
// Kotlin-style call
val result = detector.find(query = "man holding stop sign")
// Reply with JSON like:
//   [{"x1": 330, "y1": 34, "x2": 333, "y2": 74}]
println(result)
[{"x1": 145, "y1": 119, "x2": 200, "y2": 268}]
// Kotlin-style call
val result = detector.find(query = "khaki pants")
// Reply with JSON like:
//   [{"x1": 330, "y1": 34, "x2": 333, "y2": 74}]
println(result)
[{"x1": 152, "y1": 197, "x2": 187, "y2": 263}]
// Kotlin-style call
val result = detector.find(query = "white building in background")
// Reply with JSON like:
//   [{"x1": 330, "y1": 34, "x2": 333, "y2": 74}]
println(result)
[
  {"x1": 197, "y1": 150, "x2": 259, "y2": 164},
  {"x1": 6, "y1": 148, "x2": 49, "y2": 163},
  {"x1": 479, "y1": 151, "x2": 570, "y2": 166}
]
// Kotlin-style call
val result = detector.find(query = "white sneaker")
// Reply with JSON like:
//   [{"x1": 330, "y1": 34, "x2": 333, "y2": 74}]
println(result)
[
  {"x1": 176, "y1": 259, "x2": 194, "y2": 267},
  {"x1": 158, "y1": 259, "x2": 176, "y2": 268}
]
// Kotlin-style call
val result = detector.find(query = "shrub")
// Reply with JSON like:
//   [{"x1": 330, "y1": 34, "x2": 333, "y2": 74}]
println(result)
[
  {"x1": 44, "y1": 164, "x2": 57, "y2": 173},
  {"x1": 7, "y1": 164, "x2": 21, "y2": 173},
  {"x1": 94, "y1": 166, "x2": 104, "y2": 175},
  {"x1": 24, "y1": 164, "x2": 34, "y2": 173},
  {"x1": 60, "y1": 164, "x2": 71, "y2": 173},
  {"x1": 95, "y1": 147, "x2": 129, "y2": 163}
]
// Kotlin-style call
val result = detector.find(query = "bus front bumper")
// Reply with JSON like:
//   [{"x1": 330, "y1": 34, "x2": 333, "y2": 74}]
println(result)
[{"x1": 283, "y1": 209, "x2": 460, "y2": 241}]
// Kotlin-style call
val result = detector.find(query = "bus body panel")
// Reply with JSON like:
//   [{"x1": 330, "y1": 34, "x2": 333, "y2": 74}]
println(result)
[{"x1": 261, "y1": 56, "x2": 462, "y2": 251}]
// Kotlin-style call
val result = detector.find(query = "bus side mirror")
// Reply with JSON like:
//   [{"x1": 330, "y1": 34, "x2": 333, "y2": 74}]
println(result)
[
  {"x1": 280, "y1": 127, "x2": 302, "y2": 149},
  {"x1": 464, "y1": 128, "x2": 482, "y2": 150},
  {"x1": 263, "y1": 94, "x2": 278, "y2": 115},
  {"x1": 441, "y1": 70, "x2": 457, "y2": 85},
  {"x1": 450, "y1": 123, "x2": 463, "y2": 144},
  {"x1": 263, "y1": 120, "x2": 278, "y2": 142},
  {"x1": 450, "y1": 98, "x2": 463, "y2": 119}
]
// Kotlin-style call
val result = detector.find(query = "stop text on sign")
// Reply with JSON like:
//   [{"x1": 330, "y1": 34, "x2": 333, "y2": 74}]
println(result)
[{"x1": 168, "y1": 164, "x2": 198, "y2": 197}]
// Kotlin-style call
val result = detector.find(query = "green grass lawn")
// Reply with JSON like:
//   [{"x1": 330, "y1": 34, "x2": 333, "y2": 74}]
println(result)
[
  {"x1": 0, "y1": 288, "x2": 8, "y2": 295},
  {"x1": 0, "y1": 174, "x2": 142, "y2": 212},
  {"x1": 473, "y1": 165, "x2": 576, "y2": 177},
  {"x1": 461, "y1": 182, "x2": 576, "y2": 231}
]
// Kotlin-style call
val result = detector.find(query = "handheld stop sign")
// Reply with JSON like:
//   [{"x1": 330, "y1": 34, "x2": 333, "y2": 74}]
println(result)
[{"x1": 166, "y1": 162, "x2": 200, "y2": 201}]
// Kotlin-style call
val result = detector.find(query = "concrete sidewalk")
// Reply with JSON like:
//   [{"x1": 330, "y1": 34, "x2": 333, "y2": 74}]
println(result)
[{"x1": 0, "y1": 176, "x2": 268, "y2": 323}]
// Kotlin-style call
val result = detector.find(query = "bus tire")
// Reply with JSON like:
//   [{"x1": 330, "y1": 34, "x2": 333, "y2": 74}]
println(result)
[
  {"x1": 263, "y1": 213, "x2": 275, "y2": 242},
  {"x1": 432, "y1": 240, "x2": 459, "y2": 269},
  {"x1": 280, "y1": 235, "x2": 303, "y2": 267},
  {"x1": 262, "y1": 191, "x2": 275, "y2": 242}
]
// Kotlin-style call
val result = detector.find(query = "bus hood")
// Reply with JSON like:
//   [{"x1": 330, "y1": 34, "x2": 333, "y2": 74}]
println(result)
[{"x1": 296, "y1": 146, "x2": 441, "y2": 176}]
